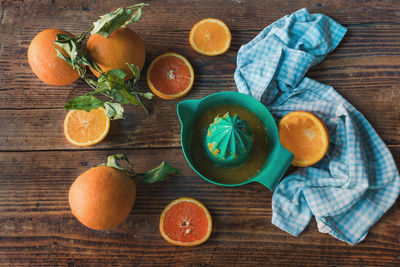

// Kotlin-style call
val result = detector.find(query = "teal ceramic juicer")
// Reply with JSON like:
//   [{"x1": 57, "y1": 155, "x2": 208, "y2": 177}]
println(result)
[{"x1": 177, "y1": 91, "x2": 294, "y2": 191}]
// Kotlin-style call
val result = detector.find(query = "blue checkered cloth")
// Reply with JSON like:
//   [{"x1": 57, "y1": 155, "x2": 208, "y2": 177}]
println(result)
[{"x1": 234, "y1": 8, "x2": 400, "y2": 245}]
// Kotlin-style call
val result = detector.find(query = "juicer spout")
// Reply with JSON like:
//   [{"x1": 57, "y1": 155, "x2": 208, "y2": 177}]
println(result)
[{"x1": 177, "y1": 99, "x2": 200, "y2": 127}]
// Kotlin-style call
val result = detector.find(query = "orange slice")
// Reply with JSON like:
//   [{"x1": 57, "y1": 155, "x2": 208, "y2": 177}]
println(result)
[
  {"x1": 189, "y1": 18, "x2": 231, "y2": 56},
  {"x1": 159, "y1": 197, "x2": 212, "y2": 246},
  {"x1": 278, "y1": 111, "x2": 329, "y2": 167},
  {"x1": 146, "y1": 53, "x2": 194, "y2": 100},
  {"x1": 64, "y1": 107, "x2": 110, "y2": 147}
]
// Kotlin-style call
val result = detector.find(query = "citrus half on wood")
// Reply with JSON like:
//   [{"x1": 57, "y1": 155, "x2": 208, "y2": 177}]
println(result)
[
  {"x1": 86, "y1": 27, "x2": 146, "y2": 79},
  {"x1": 146, "y1": 53, "x2": 194, "y2": 100},
  {"x1": 160, "y1": 197, "x2": 212, "y2": 246},
  {"x1": 189, "y1": 18, "x2": 231, "y2": 56},
  {"x1": 278, "y1": 111, "x2": 329, "y2": 167},
  {"x1": 28, "y1": 29, "x2": 80, "y2": 85},
  {"x1": 64, "y1": 107, "x2": 110, "y2": 147},
  {"x1": 69, "y1": 166, "x2": 136, "y2": 230}
]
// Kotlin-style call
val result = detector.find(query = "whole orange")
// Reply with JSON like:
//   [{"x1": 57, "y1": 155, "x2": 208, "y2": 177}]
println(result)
[
  {"x1": 28, "y1": 29, "x2": 80, "y2": 86},
  {"x1": 68, "y1": 166, "x2": 136, "y2": 230},
  {"x1": 86, "y1": 27, "x2": 146, "y2": 79}
]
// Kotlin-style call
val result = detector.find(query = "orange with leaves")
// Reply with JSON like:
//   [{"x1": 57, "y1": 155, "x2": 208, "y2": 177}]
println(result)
[
  {"x1": 28, "y1": 29, "x2": 80, "y2": 86},
  {"x1": 68, "y1": 154, "x2": 179, "y2": 231},
  {"x1": 86, "y1": 27, "x2": 146, "y2": 80},
  {"x1": 69, "y1": 165, "x2": 136, "y2": 230}
]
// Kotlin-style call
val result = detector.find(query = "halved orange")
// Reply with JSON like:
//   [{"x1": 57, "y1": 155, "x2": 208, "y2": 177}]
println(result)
[
  {"x1": 160, "y1": 197, "x2": 212, "y2": 246},
  {"x1": 189, "y1": 18, "x2": 231, "y2": 56},
  {"x1": 64, "y1": 107, "x2": 110, "y2": 147},
  {"x1": 278, "y1": 111, "x2": 329, "y2": 167},
  {"x1": 146, "y1": 53, "x2": 194, "y2": 100}
]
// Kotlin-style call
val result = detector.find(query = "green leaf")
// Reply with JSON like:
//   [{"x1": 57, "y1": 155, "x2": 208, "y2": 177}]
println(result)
[
  {"x1": 107, "y1": 68, "x2": 127, "y2": 81},
  {"x1": 142, "y1": 162, "x2": 180, "y2": 183},
  {"x1": 102, "y1": 154, "x2": 132, "y2": 170},
  {"x1": 137, "y1": 92, "x2": 154, "y2": 100},
  {"x1": 97, "y1": 74, "x2": 108, "y2": 85},
  {"x1": 54, "y1": 34, "x2": 89, "y2": 77},
  {"x1": 85, "y1": 78, "x2": 101, "y2": 90},
  {"x1": 55, "y1": 48, "x2": 72, "y2": 64},
  {"x1": 54, "y1": 34, "x2": 78, "y2": 62},
  {"x1": 91, "y1": 8, "x2": 130, "y2": 38},
  {"x1": 91, "y1": 3, "x2": 148, "y2": 38},
  {"x1": 122, "y1": 5, "x2": 143, "y2": 28},
  {"x1": 126, "y1": 63, "x2": 140, "y2": 83},
  {"x1": 110, "y1": 87, "x2": 141, "y2": 105},
  {"x1": 64, "y1": 95, "x2": 104, "y2": 112},
  {"x1": 56, "y1": 34, "x2": 73, "y2": 41},
  {"x1": 97, "y1": 154, "x2": 136, "y2": 176},
  {"x1": 104, "y1": 102, "x2": 125, "y2": 120},
  {"x1": 84, "y1": 68, "x2": 150, "y2": 114}
]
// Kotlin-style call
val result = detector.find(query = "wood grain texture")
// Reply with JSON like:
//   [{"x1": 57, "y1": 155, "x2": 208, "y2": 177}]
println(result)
[
  {"x1": 0, "y1": 100, "x2": 398, "y2": 151},
  {"x1": 0, "y1": 149, "x2": 399, "y2": 266},
  {"x1": 0, "y1": 0, "x2": 399, "y2": 265},
  {"x1": 1, "y1": 1, "x2": 399, "y2": 149}
]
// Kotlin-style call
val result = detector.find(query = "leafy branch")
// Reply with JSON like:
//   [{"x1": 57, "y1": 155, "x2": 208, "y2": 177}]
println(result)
[
  {"x1": 54, "y1": 3, "x2": 153, "y2": 119},
  {"x1": 98, "y1": 154, "x2": 180, "y2": 183},
  {"x1": 91, "y1": 3, "x2": 149, "y2": 38},
  {"x1": 65, "y1": 64, "x2": 153, "y2": 117}
]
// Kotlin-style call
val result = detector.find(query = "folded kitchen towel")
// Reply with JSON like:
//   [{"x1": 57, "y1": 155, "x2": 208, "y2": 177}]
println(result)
[{"x1": 234, "y1": 8, "x2": 400, "y2": 245}]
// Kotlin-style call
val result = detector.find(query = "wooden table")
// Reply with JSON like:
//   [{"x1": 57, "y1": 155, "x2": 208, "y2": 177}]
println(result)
[{"x1": 1, "y1": 0, "x2": 399, "y2": 265}]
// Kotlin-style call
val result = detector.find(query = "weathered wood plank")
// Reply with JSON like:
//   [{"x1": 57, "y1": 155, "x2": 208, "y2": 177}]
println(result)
[
  {"x1": 1, "y1": 0, "x2": 400, "y2": 110},
  {"x1": 0, "y1": 104, "x2": 182, "y2": 150},
  {"x1": 0, "y1": 148, "x2": 399, "y2": 265},
  {"x1": 1, "y1": 53, "x2": 400, "y2": 110},
  {"x1": 0, "y1": 98, "x2": 398, "y2": 151}
]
